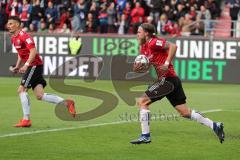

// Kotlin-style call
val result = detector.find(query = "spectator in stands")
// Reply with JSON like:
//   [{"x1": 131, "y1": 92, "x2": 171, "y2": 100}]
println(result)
[
  {"x1": 173, "y1": 3, "x2": 187, "y2": 21},
  {"x1": 122, "y1": 2, "x2": 131, "y2": 33},
  {"x1": 38, "y1": 20, "x2": 48, "y2": 33},
  {"x1": 194, "y1": 0, "x2": 205, "y2": 10},
  {"x1": 21, "y1": 22, "x2": 28, "y2": 32},
  {"x1": 169, "y1": 0, "x2": 178, "y2": 11},
  {"x1": 189, "y1": 6, "x2": 197, "y2": 20},
  {"x1": 58, "y1": 8, "x2": 71, "y2": 30},
  {"x1": 6, "y1": 0, "x2": 19, "y2": 17},
  {"x1": 0, "y1": 2, "x2": 8, "y2": 31},
  {"x1": 131, "y1": 2, "x2": 145, "y2": 34},
  {"x1": 196, "y1": 5, "x2": 212, "y2": 35},
  {"x1": 118, "y1": 14, "x2": 128, "y2": 34},
  {"x1": 48, "y1": 23, "x2": 55, "y2": 33},
  {"x1": 28, "y1": 22, "x2": 36, "y2": 32},
  {"x1": 180, "y1": 13, "x2": 194, "y2": 36},
  {"x1": 107, "y1": 2, "x2": 117, "y2": 33},
  {"x1": 45, "y1": 1, "x2": 57, "y2": 27},
  {"x1": 89, "y1": 1, "x2": 99, "y2": 32},
  {"x1": 146, "y1": 16, "x2": 154, "y2": 25},
  {"x1": 57, "y1": 23, "x2": 71, "y2": 33},
  {"x1": 116, "y1": 0, "x2": 127, "y2": 20},
  {"x1": 1, "y1": 0, "x2": 225, "y2": 36},
  {"x1": 30, "y1": 0, "x2": 43, "y2": 31},
  {"x1": 148, "y1": 0, "x2": 162, "y2": 25},
  {"x1": 162, "y1": 4, "x2": 174, "y2": 21},
  {"x1": 18, "y1": 0, "x2": 32, "y2": 28},
  {"x1": 86, "y1": 12, "x2": 98, "y2": 33},
  {"x1": 157, "y1": 13, "x2": 172, "y2": 35},
  {"x1": 228, "y1": 0, "x2": 240, "y2": 36},
  {"x1": 72, "y1": 0, "x2": 88, "y2": 33},
  {"x1": 98, "y1": 3, "x2": 108, "y2": 33},
  {"x1": 204, "y1": 0, "x2": 221, "y2": 19}
]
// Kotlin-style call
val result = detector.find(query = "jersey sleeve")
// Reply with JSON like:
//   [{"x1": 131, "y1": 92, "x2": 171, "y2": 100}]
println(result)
[
  {"x1": 149, "y1": 38, "x2": 167, "y2": 53},
  {"x1": 21, "y1": 33, "x2": 36, "y2": 50}
]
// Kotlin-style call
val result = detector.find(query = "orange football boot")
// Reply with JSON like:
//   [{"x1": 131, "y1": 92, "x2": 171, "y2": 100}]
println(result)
[
  {"x1": 65, "y1": 99, "x2": 76, "y2": 117},
  {"x1": 15, "y1": 119, "x2": 32, "y2": 127}
]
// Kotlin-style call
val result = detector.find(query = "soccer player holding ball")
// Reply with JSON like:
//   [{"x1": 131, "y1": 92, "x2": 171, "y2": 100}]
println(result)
[
  {"x1": 7, "y1": 16, "x2": 76, "y2": 127},
  {"x1": 131, "y1": 23, "x2": 224, "y2": 144}
]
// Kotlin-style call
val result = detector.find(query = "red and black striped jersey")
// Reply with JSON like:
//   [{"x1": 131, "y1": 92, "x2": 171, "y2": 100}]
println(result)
[
  {"x1": 140, "y1": 36, "x2": 177, "y2": 78},
  {"x1": 11, "y1": 30, "x2": 43, "y2": 66}
]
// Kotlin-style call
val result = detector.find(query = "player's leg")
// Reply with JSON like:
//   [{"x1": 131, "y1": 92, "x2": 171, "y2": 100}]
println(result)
[
  {"x1": 175, "y1": 104, "x2": 214, "y2": 129},
  {"x1": 15, "y1": 86, "x2": 32, "y2": 127},
  {"x1": 33, "y1": 84, "x2": 64, "y2": 104},
  {"x1": 167, "y1": 77, "x2": 224, "y2": 143},
  {"x1": 130, "y1": 78, "x2": 174, "y2": 144},
  {"x1": 31, "y1": 65, "x2": 76, "y2": 117},
  {"x1": 130, "y1": 94, "x2": 152, "y2": 144},
  {"x1": 175, "y1": 104, "x2": 225, "y2": 143},
  {"x1": 33, "y1": 84, "x2": 76, "y2": 117},
  {"x1": 15, "y1": 66, "x2": 34, "y2": 127}
]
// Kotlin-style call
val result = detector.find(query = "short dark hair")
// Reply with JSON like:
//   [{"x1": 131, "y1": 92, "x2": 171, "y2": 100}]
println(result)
[
  {"x1": 140, "y1": 23, "x2": 156, "y2": 35},
  {"x1": 8, "y1": 16, "x2": 21, "y2": 24}
]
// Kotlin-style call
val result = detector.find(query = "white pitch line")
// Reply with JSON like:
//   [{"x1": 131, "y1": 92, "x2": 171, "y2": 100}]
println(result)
[
  {"x1": 0, "y1": 121, "x2": 130, "y2": 138},
  {"x1": 0, "y1": 109, "x2": 225, "y2": 138},
  {"x1": 201, "y1": 109, "x2": 223, "y2": 113}
]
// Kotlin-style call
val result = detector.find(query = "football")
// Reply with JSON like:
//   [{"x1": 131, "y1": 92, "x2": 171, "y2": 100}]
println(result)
[{"x1": 134, "y1": 55, "x2": 149, "y2": 65}]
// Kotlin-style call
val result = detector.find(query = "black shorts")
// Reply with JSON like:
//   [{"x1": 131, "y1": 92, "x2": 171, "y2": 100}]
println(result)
[
  {"x1": 145, "y1": 77, "x2": 186, "y2": 107},
  {"x1": 21, "y1": 65, "x2": 47, "y2": 90}
]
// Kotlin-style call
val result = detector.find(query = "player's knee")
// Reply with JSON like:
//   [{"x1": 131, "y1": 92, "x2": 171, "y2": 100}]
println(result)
[
  {"x1": 137, "y1": 97, "x2": 148, "y2": 107},
  {"x1": 17, "y1": 89, "x2": 22, "y2": 95},
  {"x1": 17, "y1": 88, "x2": 25, "y2": 94},
  {"x1": 36, "y1": 94, "x2": 43, "y2": 100},
  {"x1": 179, "y1": 110, "x2": 191, "y2": 118}
]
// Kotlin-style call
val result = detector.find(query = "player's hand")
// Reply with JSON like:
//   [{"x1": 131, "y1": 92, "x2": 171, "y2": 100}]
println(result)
[
  {"x1": 133, "y1": 62, "x2": 148, "y2": 73},
  {"x1": 19, "y1": 65, "x2": 28, "y2": 74},
  {"x1": 9, "y1": 65, "x2": 19, "y2": 73},
  {"x1": 158, "y1": 64, "x2": 169, "y2": 73}
]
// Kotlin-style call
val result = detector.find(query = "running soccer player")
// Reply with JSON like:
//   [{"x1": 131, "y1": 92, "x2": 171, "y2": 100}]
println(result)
[
  {"x1": 7, "y1": 16, "x2": 76, "y2": 127},
  {"x1": 130, "y1": 23, "x2": 225, "y2": 144}
]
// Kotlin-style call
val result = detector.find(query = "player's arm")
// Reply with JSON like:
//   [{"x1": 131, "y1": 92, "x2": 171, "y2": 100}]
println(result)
[
  {"x1": 25, "y1": 47, "x2": 37, "y2": 65},
  {"x1": 15, "y1": 54, "x2": 22, "y2": 68},
  {"x1": 164, "y1": 41, "x2": 177, "y2": 66},
  {"x1": 19, "y1": 35, "x2": 37, "y2": 73},
  {"x1": 10, "y1": 55, "x2": 22, "y2": 73},
  {"x1": 159, "y1": 41, "x2": 177, "y2": 72},
  {"x1": 19, "y1": 48, "x2": 37, "y2": 74}
]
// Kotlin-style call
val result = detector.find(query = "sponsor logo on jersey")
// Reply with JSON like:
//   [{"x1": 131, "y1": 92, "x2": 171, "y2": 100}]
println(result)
[{"x1": 156, "y1": 40, "x2": 163, "y2": 46}]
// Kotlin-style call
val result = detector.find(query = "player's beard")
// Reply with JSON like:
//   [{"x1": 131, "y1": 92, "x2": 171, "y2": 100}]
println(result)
[
  {"x1": 138, "y1": 38, "x2": 146, "y2": 45},
  {"x1": 9, "y1": 29, "x2": 20, "y2": 35},
  {"x1": 9, "y1": 30, "x2": 15, "y2": 34},
  {"x1": 8, "y1": 28, "x2": 17, "y2": 34}
]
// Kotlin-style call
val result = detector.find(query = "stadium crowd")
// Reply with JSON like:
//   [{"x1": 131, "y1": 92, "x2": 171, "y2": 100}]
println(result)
[{"x1": 0, "y1": 0, "x2": 224, "y2": 36}]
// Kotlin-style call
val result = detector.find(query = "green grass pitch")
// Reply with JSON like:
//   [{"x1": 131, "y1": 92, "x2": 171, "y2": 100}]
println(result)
[{"x1": 0, "y1": 77, "x2": 240, "y2": 160}]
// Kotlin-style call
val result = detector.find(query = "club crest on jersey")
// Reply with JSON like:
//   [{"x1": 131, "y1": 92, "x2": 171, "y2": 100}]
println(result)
[
  {"x1": 156, "y1": 40, "x2": 163, "y2": 46},
  {"x1": 26, "y1": 38, "x2": 32, "y2": 44},
  {"x1": 14, "y1": 39, "x2": 21, "y2": 48}
]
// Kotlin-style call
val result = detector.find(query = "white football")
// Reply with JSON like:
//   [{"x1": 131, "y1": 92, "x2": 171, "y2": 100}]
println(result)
[{"x1": 134, "y1": 55, "x2": 149, "y2": 64}]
